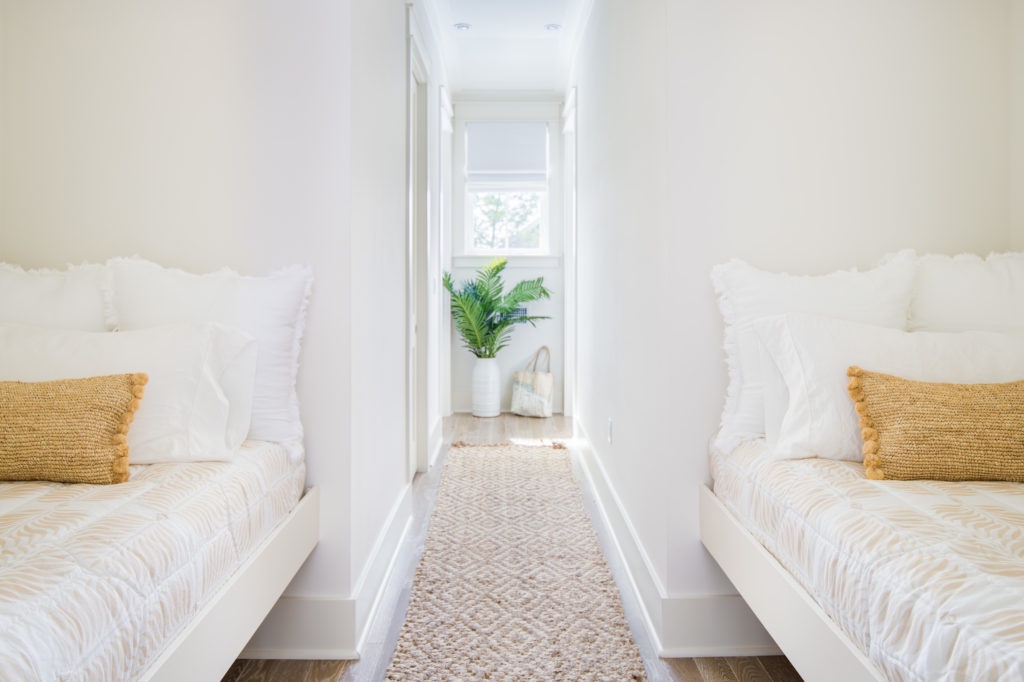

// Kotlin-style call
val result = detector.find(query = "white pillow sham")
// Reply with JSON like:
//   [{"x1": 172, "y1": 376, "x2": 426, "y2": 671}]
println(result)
[
  {"x1": 0, "y1": 323, "x2": 257, "y2": 463},
  {"x1": 910, "y1": 252, "x2": 1024, "y2": 332},
  {"x1": 106, "y1": 258, "x2": 312, "y2": 458},
  {"x1": 710, "y1": 250, "x2": 915, "y2": 452},
  {"x1": 755, "y1": 313, "x2": 1024, "y2": 461},
  {"x1": 0, "y1": 262, "x2": 110, "y2": 331}
]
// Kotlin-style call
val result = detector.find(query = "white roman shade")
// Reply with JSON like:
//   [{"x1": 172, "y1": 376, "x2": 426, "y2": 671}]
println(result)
[{"x1": 466, "y1": 121, "x2": 548, "y2": 184}]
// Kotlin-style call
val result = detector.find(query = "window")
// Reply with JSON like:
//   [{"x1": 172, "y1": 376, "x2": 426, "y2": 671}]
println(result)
[
  {"x1": 452, "y1": 100, "x2": 563, "y2": 264},
  {"x1": 463, "y1": 120, "x2": 550, "y2": 255}
]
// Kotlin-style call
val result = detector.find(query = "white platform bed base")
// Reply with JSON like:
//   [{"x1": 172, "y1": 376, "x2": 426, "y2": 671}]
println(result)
[
  {"x1": 140, "y1": 485, "x2": 321, "y2": 682},
  {"x1": 699, "y1": 485, "x2": 883, "y2": 682}
]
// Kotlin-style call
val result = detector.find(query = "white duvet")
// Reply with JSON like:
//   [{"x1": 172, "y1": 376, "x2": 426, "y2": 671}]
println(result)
[
  {"x1": 0, "y1": 441, "x2": 305, "y2": 681},
  {"x1": 712, "y1": 441, "x2": 1024, "y2": 682}
]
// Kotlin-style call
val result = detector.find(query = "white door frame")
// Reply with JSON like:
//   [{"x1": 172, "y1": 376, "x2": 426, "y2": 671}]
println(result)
[
  {"x1": 405, "y1": 7, "x2": 430, "y2": 480},
  {"x1": 561, "y1": 88, "x2": 578, "y2": 417}
]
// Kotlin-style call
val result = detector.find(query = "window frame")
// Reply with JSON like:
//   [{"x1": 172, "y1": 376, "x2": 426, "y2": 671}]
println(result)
[
  {"x1": 464, "y1": 181, "x2": 550, "y2": 256},
  {"x1": 452, "y1": 99, "x2": 563, "y2": 265}
]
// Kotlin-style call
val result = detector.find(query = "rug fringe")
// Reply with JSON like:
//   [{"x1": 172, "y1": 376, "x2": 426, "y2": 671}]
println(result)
[{"x1": 450, "y1": 440, "x2": 568, "y2": 450}]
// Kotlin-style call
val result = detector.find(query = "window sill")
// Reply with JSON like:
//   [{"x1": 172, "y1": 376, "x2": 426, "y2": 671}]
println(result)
[{"x1": 453, "y1": 255, "x2": 562, "y2": 269}]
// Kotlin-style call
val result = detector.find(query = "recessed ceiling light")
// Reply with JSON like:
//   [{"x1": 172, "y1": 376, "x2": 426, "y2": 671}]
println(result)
[
  {"x1": 454, "y1": 22, "x2": 471, "y2": 31},
  {"x1": 545, "y1": 23, "x2": 562, "y2": 31}
]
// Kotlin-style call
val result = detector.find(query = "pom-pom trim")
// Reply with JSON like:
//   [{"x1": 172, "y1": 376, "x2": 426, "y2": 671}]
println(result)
[{"x1": 847, "y1": 366, "x2": 885, "y2": 480}]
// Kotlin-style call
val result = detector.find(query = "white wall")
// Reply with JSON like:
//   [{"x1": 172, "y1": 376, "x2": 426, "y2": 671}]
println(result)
[
  {"x1": 347, "y1": 0, "x2": 412, "y2": 646},
  {"x1": 0, "y1": 0, "x2": 410, "y2": 657},
  {"x1": 572, "y1": 0, "x2": 1016, "y2": 654},
  {"x1": 1014, "y1": 0, "x2": 1024, "y2": 250}
]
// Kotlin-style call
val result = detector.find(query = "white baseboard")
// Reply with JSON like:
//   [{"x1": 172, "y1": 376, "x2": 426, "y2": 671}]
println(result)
[
  {"x1": 660, "y1": 594, "x2": 780, "y2": 657},
  {"x1": 352, "y1": 484, "x2": 414, "y2": 654},
  {"x1": 573, "y1": 428, "x2": 777, "y2": 657},
  {"x1": 241, "y1": 596, "x2": 358, "y2": 659},
  {"x1": 242, "y1": 484, "x2": 414, "y2": 660},
  {"x1": 428, "y1": 418, "x2": 444, "y2": 469}
]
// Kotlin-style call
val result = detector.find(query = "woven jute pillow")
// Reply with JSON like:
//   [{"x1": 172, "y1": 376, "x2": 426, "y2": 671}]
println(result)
[
  {"x1": 0, "y1": 373, "x2": 147, "y2": 484},
  {"x1": 847, "y1": 366, "x2": 1024, "y2": 481}
]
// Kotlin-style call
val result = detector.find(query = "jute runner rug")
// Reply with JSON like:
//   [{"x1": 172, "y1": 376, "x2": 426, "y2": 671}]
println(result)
[{"x1": 386, "y1": 443, "x2": 647, "y2": 681}]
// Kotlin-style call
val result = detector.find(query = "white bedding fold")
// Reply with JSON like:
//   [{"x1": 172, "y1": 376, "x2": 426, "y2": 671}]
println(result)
[
  {"x1": 0, "y1": 441, "x2": 305, "y2": 681},
  {"x1": 712, "y1": 441, "x2": 1024, "y2": 682}
]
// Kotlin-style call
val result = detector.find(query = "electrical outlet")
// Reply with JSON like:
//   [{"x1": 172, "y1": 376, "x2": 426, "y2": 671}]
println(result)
[{"x1": 607, "y1": 418, "x2": 613, "y2": 444}]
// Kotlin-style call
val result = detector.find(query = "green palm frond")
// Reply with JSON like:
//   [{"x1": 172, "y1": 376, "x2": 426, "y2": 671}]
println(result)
[{"x1": 443, "y1": 258, "x2": 552, "y2": 358}]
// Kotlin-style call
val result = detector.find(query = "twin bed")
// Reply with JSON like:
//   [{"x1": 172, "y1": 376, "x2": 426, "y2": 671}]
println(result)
[
  {"x1": 702, "y1": 251, "x2": 1024, "y2": 681},
  {"x1": 0, "y1": 259, "x2": 319, "y2": 681}
]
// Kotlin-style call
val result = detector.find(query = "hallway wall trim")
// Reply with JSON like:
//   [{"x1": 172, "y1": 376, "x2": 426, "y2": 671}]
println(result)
[{"x1": 573, "y1": 425, "x2": 780, "y2": 656}]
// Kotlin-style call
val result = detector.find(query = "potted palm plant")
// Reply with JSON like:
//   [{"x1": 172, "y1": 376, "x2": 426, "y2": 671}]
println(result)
[{"x1": 443, "y1": 258, "x2": 551, "y2": 417}]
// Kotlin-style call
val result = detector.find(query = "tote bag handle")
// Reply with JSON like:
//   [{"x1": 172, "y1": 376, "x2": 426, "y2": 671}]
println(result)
[{"x1": 526, "y1": 346, "x2": 551, "y2": 373}]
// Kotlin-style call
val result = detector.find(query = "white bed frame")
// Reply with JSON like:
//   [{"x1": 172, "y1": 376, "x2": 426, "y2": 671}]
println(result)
[
  {"x1": 139, "y1": 485, "x2": 320, "y2": 682},
  {"x1": 699, "y1": 485, "x2": 884, "y2": 682}
]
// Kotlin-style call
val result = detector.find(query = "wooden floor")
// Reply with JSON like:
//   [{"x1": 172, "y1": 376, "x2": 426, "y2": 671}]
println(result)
[
  {"x1": 669, "y1": 656, "x2": 802, "y2": 681},
  {"x1": 225, "y1": 414, "x2": 801, "y2": 682},
  {"x1": 222, "y1": 658, "x2": 348, "y2": 682}
]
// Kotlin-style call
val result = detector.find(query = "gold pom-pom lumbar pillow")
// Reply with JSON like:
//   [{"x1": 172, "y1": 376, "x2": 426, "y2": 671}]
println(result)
[
  {"x1": 0, "y1": 373, "x2": 147, "y2": 484},
  {"x1": 847, "y1": 366, "x2": 1024, "y2": 481}
]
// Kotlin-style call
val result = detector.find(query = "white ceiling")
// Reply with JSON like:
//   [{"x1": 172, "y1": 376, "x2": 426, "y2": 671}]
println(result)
[{"x1": 422, "y1": 0, "x2": 590, "y2": 93}]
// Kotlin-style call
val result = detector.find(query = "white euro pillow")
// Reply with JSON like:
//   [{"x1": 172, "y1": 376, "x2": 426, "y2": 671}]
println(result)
[
  {"x1": 0, "y1": 262, "x2": 110, "y2": 331},
  {"x1": 910, "y1": 252, "x2": 1024, "y2": 332},
  {"x1": 0, "y1": 323, "x2": 257, "y2": 463},
  {"x1": 710, "y1": 250, "x2": 915, "y2": 453},
  {"x1": 106, "y1": 258, "x2": 312, "y2": 458},
  {"x1": 755, "y1": 313, "x2": 1024, "y2": 461}
]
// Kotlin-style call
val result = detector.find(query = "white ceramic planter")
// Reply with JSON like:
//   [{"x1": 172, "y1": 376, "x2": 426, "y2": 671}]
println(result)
[{"x1": 472, "y1": 357, "x2": 501, "y2": 417}]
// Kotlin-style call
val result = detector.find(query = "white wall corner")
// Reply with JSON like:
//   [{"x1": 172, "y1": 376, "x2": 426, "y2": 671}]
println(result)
[
  {"x1": 242, "y1": 484, "x2": 413, "y2": 660},
  {"x1": 241, "y1": 597, "x2": 358, "y2": 660},
  {"x1": 573, "y1": 427, "x2": 776, "y2": 656},
  {"x1": 352, "y1": 484, "x2": 414, "y2": 654},
  {"x1": 1012, "y1": 0, "x2": 1024, "y2": 249},
  {"x1": 427, "y1": 417, "x2": 445, "y2": 469},
  {"x1": 660, "y1": 595, "x2": 779, "y2": 658}
]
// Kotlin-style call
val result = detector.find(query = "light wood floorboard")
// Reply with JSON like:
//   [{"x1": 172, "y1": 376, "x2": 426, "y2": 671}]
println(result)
[
  {"x1": 226, "y1": 414, "x2": 802, "y2": 682},
  {"x1": 668, "y1": 656, "x2": 801, "y2": 682},
  {"x1": 446, "y1": 411, "x2": 574, "y2": 445}
]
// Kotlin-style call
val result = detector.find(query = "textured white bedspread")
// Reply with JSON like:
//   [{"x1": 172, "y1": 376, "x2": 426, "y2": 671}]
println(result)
[
  {"x1": 712, "y1": 442, "x2": 1024, "y2": 682},
  {"x1": 0, "y1": 441, "x2": 305, "y2": 681}
]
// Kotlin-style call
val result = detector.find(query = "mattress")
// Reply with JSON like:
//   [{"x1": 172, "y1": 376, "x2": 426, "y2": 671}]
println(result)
[
  {"x1": 0, "y1": 441, "x2": 305, "y2": 682},
  {"x1": 712, "y1": 441, "x2": 1024, "y2": 682}
]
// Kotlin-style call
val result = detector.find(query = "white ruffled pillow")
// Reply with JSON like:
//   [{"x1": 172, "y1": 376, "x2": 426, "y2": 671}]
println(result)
[
  {"x1": 0, "y1": 323, "x2": 257, "y2": 463},
  {"x1": 754, "y1": 313, "x2": 1024, "y2": 461},
  {"x1": 0, "y1": 262, "x2": 110, "y2": 331},
  {"x1": 910, "y1": 252, "x2": 1024, "y2": 332},
  {"x1": 710, "y1": 250, "x2": 915, "y2": 453},
  {"x1": 106, "y1": 258, "x2": 312, "y2": 458}
]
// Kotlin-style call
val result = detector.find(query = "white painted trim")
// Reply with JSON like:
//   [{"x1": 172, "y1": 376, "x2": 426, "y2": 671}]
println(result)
[
  {"x1": 240, "y1": 646, "x2": 358, "y2": 660},
  {"x1": 574, "y1": 429, "x2": 777, "y2": 656},
  {"x1": 143, "y1": 486, "x2": 321, "y2": 678},
  {"x1": 660, "y1": 594, "x2": 779, "y2": 658},
  {"x1": 699, "y1": 485, "x2": 884, "y2": 680},
  {"x1": 560, "y1": 87, "x2": 577, "y2": 418},
  {"x1": 453, "y1": 91, "x2": 565, "y2": 104},
  {"x1": 240, "y1": 596, "x2": 358, "y2": 660},
  {"x1": 427, "y1": 416, "x2": 444, "y2": 469},
  {"x1": 242, "y1": 485, "x2": 414, "y2": 661},
  {"x1": 565, "y1": 0, "x2": 597, "y2": 84},
  {"x1": 352, "y1": 485, "x2": 414, "y2": 652},
  {"x1": 452, "y1": 255, "x2": 561, "y2": 269},
  {"x1": 573, "y1": 426, "x2": 665, "y2": 652}
]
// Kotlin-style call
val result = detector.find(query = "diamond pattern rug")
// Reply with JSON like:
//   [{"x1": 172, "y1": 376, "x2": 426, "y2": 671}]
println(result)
[{"x1": 386, "y1": 444, "x2": 647, "y2": 681}]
